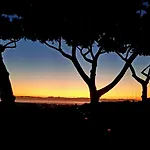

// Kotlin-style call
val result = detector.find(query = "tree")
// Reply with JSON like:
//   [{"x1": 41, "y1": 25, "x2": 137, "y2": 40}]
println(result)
[
  {"x1": 0, "y1": 13, "x2": 21, "y2": 103},
  {"x1": 0, "y1": 40, "x2": 18, "y2": 103},
  {"x1": 116, "y1": 51, "x2": 150, "y2": 101},
  {"x1": 132, "y1": 64, "x2": 150, "y2": 101},
  {"x1": 43, "y1": 40, "x2": 138, "y2": 104},
  {"x1": 2, "y1": 1, "x2": 150, "y2": 103},
  {"x1": 116, "y1": 1, "x2": 150, "y2": 101},
  {"x1": 18, "y1": 1, "x2": 150, "y2": 104}
]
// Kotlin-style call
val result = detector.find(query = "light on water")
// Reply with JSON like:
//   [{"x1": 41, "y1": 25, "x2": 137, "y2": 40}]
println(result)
[{"x1": 15, "y1": 97, "x2": 90, "y2": 105}]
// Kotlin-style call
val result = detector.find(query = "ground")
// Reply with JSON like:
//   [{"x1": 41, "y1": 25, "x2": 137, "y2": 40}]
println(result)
[{"x1": 0, "y1": 101, "x2": 150, "y2": 148}]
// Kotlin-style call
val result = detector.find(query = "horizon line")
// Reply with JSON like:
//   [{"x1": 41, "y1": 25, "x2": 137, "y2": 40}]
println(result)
[{"x1": 16, "y1": 95, "x2": 140, "y2": 100}]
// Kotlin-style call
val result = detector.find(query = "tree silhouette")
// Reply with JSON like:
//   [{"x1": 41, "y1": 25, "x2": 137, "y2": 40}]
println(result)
[
  {"x1": 116, "y1": 51, "x2": 150, "y2": 101},
  {"x1": 2, "y1": 1, "x2": 150, "y2": 103},
  {"x1": 43, "y1": 40, "x2": 138, "y2": 103},
  {"x1": 0, "y1": 40, "x2": 19, "y2": 103},
  {"x1": 132, "y1": 64, "x2": 150, "y2": 101},
  {"x1": 116, "y1": 1, "x2": 150, "y2": 101},
  {"x1": 16, "y1": 1, "x2": 150, "y2": 103},
  {"x1": 0, "y1": 13, "x2": 21, "y2": 103}
]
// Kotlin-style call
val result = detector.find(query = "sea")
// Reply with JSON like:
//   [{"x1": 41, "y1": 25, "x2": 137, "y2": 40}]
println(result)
[{"x1": 16, "y1": 98, "x2": 88, "y2": 105}]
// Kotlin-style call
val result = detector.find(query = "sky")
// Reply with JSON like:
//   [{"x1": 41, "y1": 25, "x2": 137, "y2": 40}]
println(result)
[{"x1": 2, "y1": 39, "x2": 150, "y2": 100}]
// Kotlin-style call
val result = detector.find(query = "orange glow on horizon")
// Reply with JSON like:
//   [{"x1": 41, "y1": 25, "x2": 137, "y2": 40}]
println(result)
[
  {"x1": 11, "y1": 76, "x2": 150, "y2": 100},
  {"x1": 10, "y1": 67, "x2": 150, "y2": 101},
  {"x1": 3, "y1": 40, "x2": 149, "y2": 102}
]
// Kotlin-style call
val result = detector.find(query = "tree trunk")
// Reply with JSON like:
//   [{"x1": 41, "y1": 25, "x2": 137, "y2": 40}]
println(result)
[
  {"x1": 89, "y1": 88, "x2": 99, "y2": 104},
  {"x1": 0, "y1": 74, "x2": 16, "y2": 104},
  {"x1": 0, "y1": 59, "x2": 15, "y2": 104},
  {"x1": 141, "y1": 83, "x2": 147, "y2": 101}
]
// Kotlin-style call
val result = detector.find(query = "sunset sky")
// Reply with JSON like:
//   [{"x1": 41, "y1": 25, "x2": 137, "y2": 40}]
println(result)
[{"x1": 2, "y1": 39, "x2": 150, "y2": 100}]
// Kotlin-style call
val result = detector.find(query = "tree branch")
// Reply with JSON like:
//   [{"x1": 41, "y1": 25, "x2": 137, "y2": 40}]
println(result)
[
  {"x1": 116, "y1": 51, "x2": 126, "y2": 61},
  {"x1": 125, "y1": 48, "x2": 132, "y2": 59},
  {"x1": 130, "y1": 65, "x2": 144, "y2": 84},
  {"x1": 116, "y1": 51, "x2": 144, "y2": 84},
  {"x1": 6, "y1": 44, "x2": 16, "y2": 49},
  {"x1": 145, "y1": 68, "x2": 150, "y2": 83},
  {"x1": 44, "y1": 41, "x2": 72, "y2": 60},
  {"x1": 72, "y1": 45, "x2": 90, "y2": 85},
  {"x1": 89, "y1": 47, "x2": 105, "y2": 84},
  {"x1": 97, "y1": 51, "x2": 138, "y2": 97},
  {"x1": 141, "y1": 64, "x2": 150, "y2": 77},
  {"x1": 77, "y1": 46, "x2": 93, "y2": 63},
  {"x1": 88, "y1": 43, "x2": 94, "y2": 59},
  {"x1": 0, "y1": 39, "x2": 20, "y2": 52},
  {"x1": 89, "y1": 47, "x2": 103, "y2": 85},
  {"x1": 3, "y1": 41, "x2": 15, "y2": 48},
  {"x1": 58, "y1": 37, "x2": 61, "y2": 50},
  {"x1": 72, "y1": 58, "x2": 90, "y2": 85},
  {"x1": 95, "y1": 46, "x2": 104, "y2": 60},
  {"x1": 148, "y1": 68, "x2": 150, "y2": 77},
  {"x1": 45, "y1": 42, "x2": 90, "y2": 85},
  {"x1": 90, "y1": 60, "x2": 97, "y2": 86},
  {"x1": 3, "y1": 39, "x2": 19, "y2": 49}
]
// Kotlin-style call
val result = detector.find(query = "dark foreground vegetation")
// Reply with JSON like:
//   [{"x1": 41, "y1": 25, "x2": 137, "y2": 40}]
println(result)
[{"x1": 0, "y1": 101, "x2": 150, "y2": 148}]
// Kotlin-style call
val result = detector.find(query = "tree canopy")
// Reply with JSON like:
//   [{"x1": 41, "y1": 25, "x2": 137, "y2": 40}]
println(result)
[{"x1": 1, "y1": 0, "x2": 149, "y2": 53}]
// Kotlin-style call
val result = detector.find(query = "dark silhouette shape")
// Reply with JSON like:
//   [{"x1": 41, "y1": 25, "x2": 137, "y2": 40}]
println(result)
[
  {"x1": 116, "y1": 1, "x2": 150, "y2": 101},
  {"x1": 44, "y1": 41, "x2": 138, "y2": 104},
  {"x1": 17, "y1": 2, "x2": 141, "y2": 103},
  {"x1": 131, "y1": 64, "x2": 150, "y2": 101},
  {"x1": 1, "y1": 1, "x2": 150, "y2": 103},
  {"x1": 116, "y1": 48, "x2": 150, "y2": 101},
  {"x1": 0, "y1": 40, "x2": 17, "y2": 104},
  {"x1": 141, "y1": 65, "x2": 149, "y2": 99}
]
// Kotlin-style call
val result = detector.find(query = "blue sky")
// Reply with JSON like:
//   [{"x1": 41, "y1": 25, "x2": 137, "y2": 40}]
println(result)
[{"x1": 1, "y1": 39, "x2": 150, "y2": 99}]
